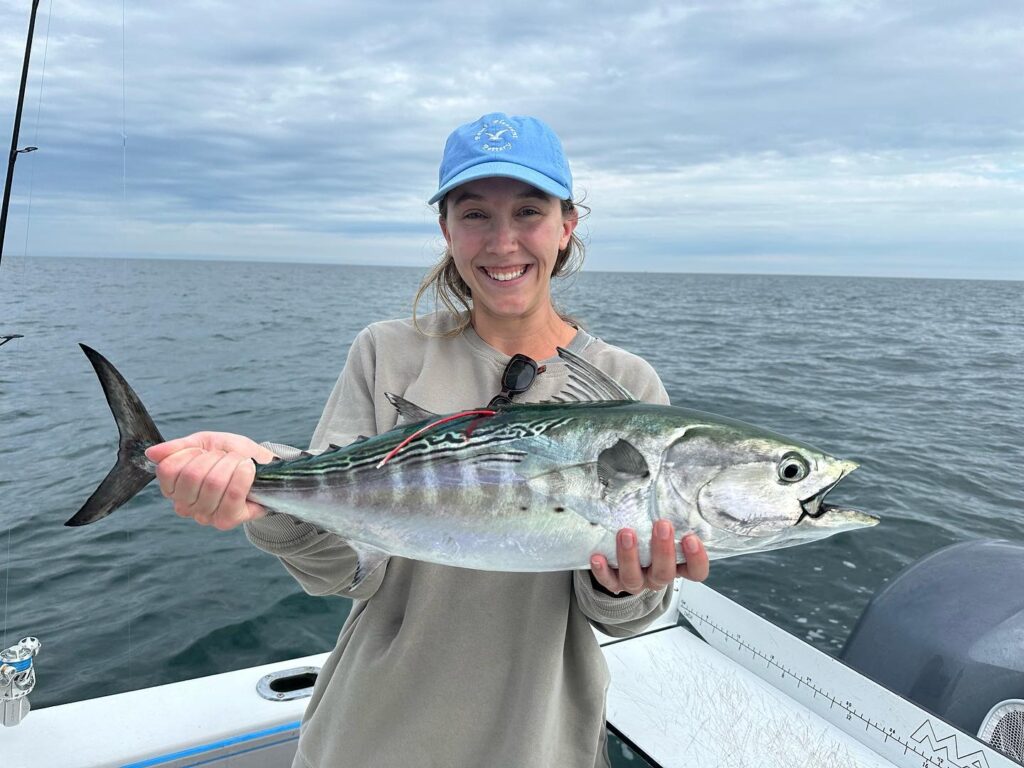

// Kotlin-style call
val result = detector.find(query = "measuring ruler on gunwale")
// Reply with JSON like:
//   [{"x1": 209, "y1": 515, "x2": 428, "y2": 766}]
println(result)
[{"x1": 678, "y1": 584, "x2": 1020, "y2": 768}]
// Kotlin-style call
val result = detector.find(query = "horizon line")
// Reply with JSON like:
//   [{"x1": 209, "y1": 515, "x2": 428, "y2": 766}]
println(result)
[{"x1": 4, "y1": 252, "x2": 1022, "y2": 284}]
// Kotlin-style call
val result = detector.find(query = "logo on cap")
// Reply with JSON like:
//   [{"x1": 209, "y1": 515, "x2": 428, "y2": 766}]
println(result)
[{"x1": 474, "y1": 118, "x2": 518, "y2": 153}]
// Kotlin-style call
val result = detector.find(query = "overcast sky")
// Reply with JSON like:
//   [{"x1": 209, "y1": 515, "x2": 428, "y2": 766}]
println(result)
[{"x1": 1, "y1": 0, "x2": 1022, "y2": 279}]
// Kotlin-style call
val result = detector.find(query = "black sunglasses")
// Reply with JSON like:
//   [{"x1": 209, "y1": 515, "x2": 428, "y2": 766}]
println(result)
[{"x1": 488, "y1": 354, "x2": 543, "y2": 408}]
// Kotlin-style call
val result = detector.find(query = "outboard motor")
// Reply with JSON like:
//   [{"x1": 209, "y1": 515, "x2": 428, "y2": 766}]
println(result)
[{"x1": 841, "y1": 539, "x2": 1024, "y2": 762}]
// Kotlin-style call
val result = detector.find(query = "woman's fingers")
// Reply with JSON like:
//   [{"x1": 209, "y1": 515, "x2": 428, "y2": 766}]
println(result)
[
  {"x1": 591, "y1": 529, "x2": 662, "y2": 596},
  {"x1": 648, "y1": 520, "x2": 678, "y2": 589},
  {"x1": 589, "y1": 554, "x2": 621, "y2": 594},
  {"x1": 146, "y1": 432, "x2": 276, "y2": 465},
  {"x1": 211, "y1": 457, "x2": 261, "y2": 530},
  {"x1": 171, "y1": 452, "x2": 262, "y2": 528},
  {"x1": 174, "y1": 450, "x2": 230, "y2": 522},
  {"x1": 614, "y1": 529, "x2": 646, "y2": 594},
  {"x1": 677, "y1": 534, "x2": 709, "y2": 582},
  {"x1": 145, "y1": 435, "x2": 206, "y2": 464},
  {"x1": 591, "y1": 525, "x2": 710, "y2": 596},
  {"x1": 192, "y1": 451, "x2": 247, "y2": 525},
  {"x1": 153, "y1": 446, "x2": 206, "y2": 499},
  {"x1": 148, "y1": 431, "x2": 268, "y2": 530}
]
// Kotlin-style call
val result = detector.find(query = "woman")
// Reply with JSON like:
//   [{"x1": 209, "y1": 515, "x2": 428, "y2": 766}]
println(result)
[{"x1": 146, "y1": 113, "x2": 710, "y2": 768}]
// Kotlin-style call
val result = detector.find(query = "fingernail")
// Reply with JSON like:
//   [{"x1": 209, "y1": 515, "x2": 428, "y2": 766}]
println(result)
[
  {"x1": 656, "y1": 521, "x2": 672, "y2": 541},
  {"x1": 684, "y1": 535, "x2": 701, "y2": 554},
  {"x1": 621, "y1": 531, "x2": 635, "y2": 550},
  {"x1": 591, "y1": 557, "x2": 602, "y2": 570}
]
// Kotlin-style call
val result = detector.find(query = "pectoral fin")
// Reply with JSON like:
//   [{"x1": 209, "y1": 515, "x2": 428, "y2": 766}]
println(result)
[
  {"x1": 522, "y1": 441, "x2": 654, "y2": 531},
  {"x1": 596, "y1": 439, "x2": 657, "y2": 526},
  {"x1": 349, "y1": 542, "x2": 390, "y2": 591},
  {"x1": 598, "y1": 439, "x2": 650, "y2": 486}
]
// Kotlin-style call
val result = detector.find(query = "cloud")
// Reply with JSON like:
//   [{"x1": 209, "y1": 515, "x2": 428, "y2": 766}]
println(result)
[{"x1": 1, "y1": 0, "x2": 1021, "y2": 278}]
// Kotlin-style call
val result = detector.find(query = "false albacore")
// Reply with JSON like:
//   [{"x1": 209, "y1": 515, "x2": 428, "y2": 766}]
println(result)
[{"x1": 68, "y1": 344, "x2": 877, "y2": 586}]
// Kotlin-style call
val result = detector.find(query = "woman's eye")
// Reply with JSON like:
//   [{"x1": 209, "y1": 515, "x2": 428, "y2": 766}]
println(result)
[{"x1": 777, "y1": 453, "x2": 810, "y2": 483}]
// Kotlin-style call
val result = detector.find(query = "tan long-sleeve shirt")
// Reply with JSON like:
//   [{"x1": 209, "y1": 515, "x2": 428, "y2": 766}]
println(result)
[{"x1": 245, "y1": 313, "x2": 672, "y2": 768}]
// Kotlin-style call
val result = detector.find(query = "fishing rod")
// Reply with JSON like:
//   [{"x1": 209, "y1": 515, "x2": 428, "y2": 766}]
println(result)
[
  {"x1": 1, "y1": 2, "x2": 42, "y2": 729},
  {"x1": 1, "y1": 0, "x2": 42, "y2": 275}
]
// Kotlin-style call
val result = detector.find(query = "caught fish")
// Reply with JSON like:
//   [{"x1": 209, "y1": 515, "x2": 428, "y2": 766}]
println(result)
[{"x1": 68, "y1": 344, "x2": 877, "y2": 586}]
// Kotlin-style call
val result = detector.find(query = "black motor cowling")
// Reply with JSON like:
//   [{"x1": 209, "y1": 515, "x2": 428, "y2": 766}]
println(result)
[{"x1": 841, "y1": 539, "x2": 1024, "y2": 761}]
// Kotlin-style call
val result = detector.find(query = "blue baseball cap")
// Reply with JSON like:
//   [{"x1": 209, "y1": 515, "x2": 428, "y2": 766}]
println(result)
[{"x1": 428, "y1": 113, "x2": 573, "y2": 205}]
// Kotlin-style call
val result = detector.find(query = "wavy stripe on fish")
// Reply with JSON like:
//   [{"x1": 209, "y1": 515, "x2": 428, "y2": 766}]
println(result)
[{"x1": 257, "y1": 414, "x2": 576, "y2": 481}]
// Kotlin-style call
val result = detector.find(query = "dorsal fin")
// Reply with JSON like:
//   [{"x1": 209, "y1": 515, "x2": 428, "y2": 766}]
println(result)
[
  {"x1": 384, "y1": 392, "x2": 437, "y2": 424},
  {"x1": 548, "y1": 347, "x2": 636, "y2": 403}
]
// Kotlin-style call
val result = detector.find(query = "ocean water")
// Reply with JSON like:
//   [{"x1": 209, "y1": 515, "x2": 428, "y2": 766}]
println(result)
[{"x1": 1, "y1": 257, "x2": 1022, "y2": 758}]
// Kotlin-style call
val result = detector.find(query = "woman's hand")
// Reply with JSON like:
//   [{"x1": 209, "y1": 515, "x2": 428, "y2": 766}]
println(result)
[
  {"x1": 144, "y1": 432, "x2": 275, "y2": 530},
  {"x1": 590, "y1": 521, "x2": 709, "y2": 596}
]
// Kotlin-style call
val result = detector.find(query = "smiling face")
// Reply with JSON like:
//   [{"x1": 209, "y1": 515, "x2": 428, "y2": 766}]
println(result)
[{"x1": 439, "y1": 177, "x2": 577, "y2": 326}]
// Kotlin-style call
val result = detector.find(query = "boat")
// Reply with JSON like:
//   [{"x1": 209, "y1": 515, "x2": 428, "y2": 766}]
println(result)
[{"x1": 4, "y1": 539, "x2": 1022, "y2": 766}]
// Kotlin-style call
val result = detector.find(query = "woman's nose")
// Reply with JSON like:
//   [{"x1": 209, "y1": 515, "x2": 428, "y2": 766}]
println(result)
[{"x1": 487, "y1": 217, "x2": 517, "y2": 254}]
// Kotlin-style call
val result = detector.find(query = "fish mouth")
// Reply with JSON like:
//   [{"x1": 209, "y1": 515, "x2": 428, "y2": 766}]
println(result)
[
  {"x1": 795, "y1": 462, "x2": 857, "y2": 526},
  {"x1": 797, "y1": 499, "x2": 841, "y2": 525},
  {"x1": 797, "y1": 492, "x2": 831, "y2": 524}
]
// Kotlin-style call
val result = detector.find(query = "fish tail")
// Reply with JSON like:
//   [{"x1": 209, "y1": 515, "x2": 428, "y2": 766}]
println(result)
[{"x1": 65, "y1": 344, "x2": 164, "y2": 527}]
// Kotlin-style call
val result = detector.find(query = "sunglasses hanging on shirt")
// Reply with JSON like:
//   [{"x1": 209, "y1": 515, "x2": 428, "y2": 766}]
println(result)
[{"x1": 488, "y1": 354, "x2": 544, "y2": 408}]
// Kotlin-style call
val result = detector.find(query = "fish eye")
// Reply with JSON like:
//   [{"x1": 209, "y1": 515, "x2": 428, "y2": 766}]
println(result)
[{"x1": 778, "y1": 453, "x2": 810, "y2": 483}]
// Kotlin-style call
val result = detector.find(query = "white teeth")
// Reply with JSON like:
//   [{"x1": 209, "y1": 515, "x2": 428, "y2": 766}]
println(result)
[{"x1": 483, "y1": 266, "x2": 527, "y2": 282}]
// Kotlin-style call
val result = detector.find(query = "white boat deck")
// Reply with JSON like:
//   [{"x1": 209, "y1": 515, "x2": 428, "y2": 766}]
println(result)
[
  {"x1": 605, "y1": 627, "x2": 892, "y2": 768},
  {"x1": 5, "y1": 585, "x2": 1016, "y2": 768},
  {"x1": 4, "y1": 652, "x2": 321, "y2": 768}
]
